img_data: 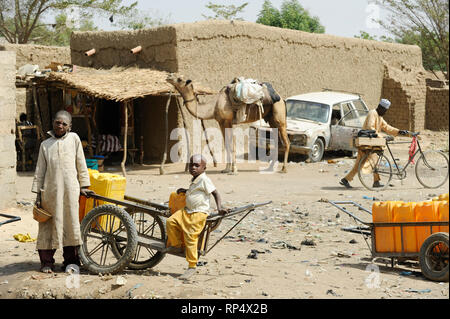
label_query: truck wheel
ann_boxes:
[419,232,449,282]
[308,138,324,163]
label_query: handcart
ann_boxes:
[78,193,271,274]
[328,200,449,282]
[0,213,21,227]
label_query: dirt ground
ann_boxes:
[0,131,448,300]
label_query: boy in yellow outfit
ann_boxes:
[166,154,227,280]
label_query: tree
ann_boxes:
[256,0,325,33]
[31,13,97,46]
[373,0,449,78]
[0,0,137,44]
[202,1,249,20]
[354,31,395,42]
[256,0,282,28]
[113,8,171,30]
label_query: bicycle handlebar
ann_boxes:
[385,131,420,142]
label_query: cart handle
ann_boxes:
[0,213,21,227]
[328,200,372,225]
[207,201,272,221]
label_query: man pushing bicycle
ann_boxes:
[339,98,408,189]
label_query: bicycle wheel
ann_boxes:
[415,150,449,188]
[79,204,138,274]
[358,151,392,191]
[111,210,166,270]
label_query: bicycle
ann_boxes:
[357,131,449,191]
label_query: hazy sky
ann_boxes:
[91,0,390,39]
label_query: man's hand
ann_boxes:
[80,188,95,197]
[35,192,41,208]
[398,130,409,136]
[218,208,229,216]
[177,188,187,194]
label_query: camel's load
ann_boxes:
[226,77,281,124]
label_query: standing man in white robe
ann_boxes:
[32,110,94,273]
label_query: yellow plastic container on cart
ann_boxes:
[433,193,449,202]
[415,201,440,249]
[169,192,186,215]
[372,201,402,252]
[392,202,418,253]
[79,169,126,232]
[438,201,449,233]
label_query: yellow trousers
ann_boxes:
[345,150,380,182]
[166,209,207,268]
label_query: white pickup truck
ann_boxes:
[251,91,370,162]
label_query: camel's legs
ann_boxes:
[220,120,233,173]
[232,130,237,174]
[278,122,290,173]
[268,117,290,173]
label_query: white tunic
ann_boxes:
[32,131,90,250]
[185,173,216,215]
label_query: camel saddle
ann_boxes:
[226,78,281,124]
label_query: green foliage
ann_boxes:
[256,0,281,27]
[256,0,325,33]
[113,8,170,30]
[354,31,395,42]
[202,1,249,20]
[32,13,98,46]
[0,0,137,44]
[374,0,449,77]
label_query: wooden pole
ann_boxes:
[160,92,172,175]
[121,100,129,177]
[176,96,191,172]
[31,83,45,139]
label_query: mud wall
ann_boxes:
[426,86,449,131]
[70,20,423,109]
[381,64,427,131]
[70,28,178,72]
[0,51,17,209]
[0,44,70,121]
[174,20,423,109]
[0,43,70,69]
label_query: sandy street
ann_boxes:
[0,131,448,299]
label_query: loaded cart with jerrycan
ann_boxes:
[77,189,271,274]
[328,197,449,282]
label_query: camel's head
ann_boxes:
[166,74,194,93]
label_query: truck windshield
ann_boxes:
[286,100,330,123]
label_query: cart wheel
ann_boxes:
[209,219,222,232]
[419,232,449,282]
[111,210,166,270]
[79,204,138,274]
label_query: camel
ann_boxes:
[166,74,290,174]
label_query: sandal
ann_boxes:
[40,266,53,273]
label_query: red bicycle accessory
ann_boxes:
[409,136,418,164]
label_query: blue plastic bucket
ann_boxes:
[86,159,98,170]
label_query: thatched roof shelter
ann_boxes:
[45,66,216,101]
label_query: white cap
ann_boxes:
[379,99,391,109]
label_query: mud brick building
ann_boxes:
[0,51,17,209]
[426,84,450,131]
